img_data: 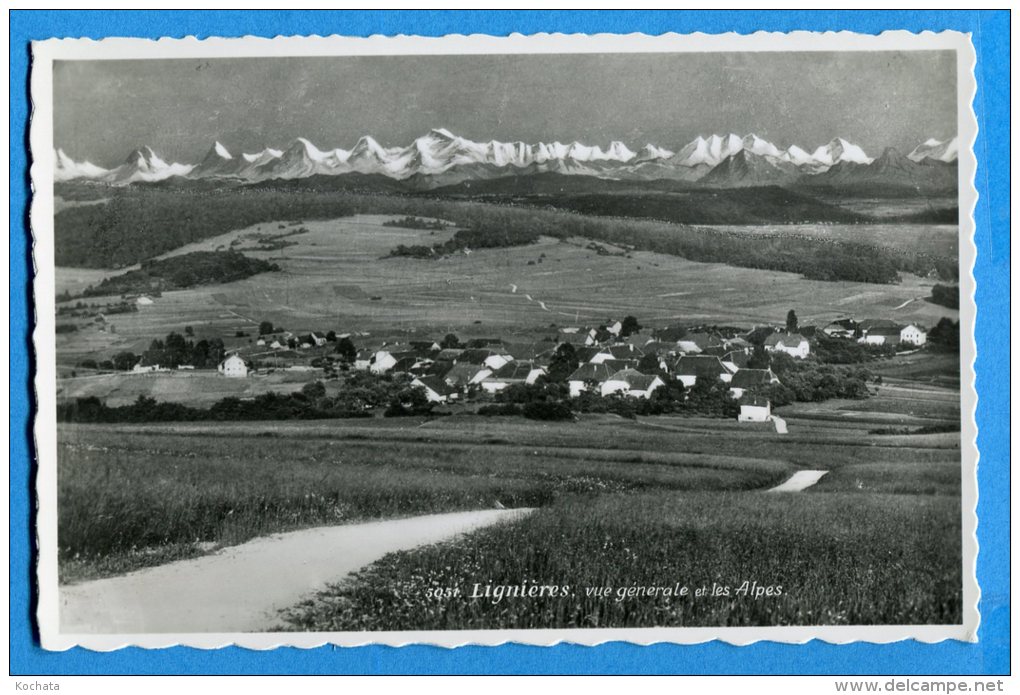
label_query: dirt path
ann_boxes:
[768,470,828,492]
[60,508,531,634]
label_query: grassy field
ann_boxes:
[281,489,961,629]
[703,223,958,260]
[56,370,326,407]
[55,214,955,367]
[58,414,795,583]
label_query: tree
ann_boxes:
[259,320,274,335]
[335,336,357,362]
[300,380,327,400]
[547,343,579,383]
[184,325,194,337]
[747,343,771,369]
[325,330,337,342]
[112,351,138,371]
[928,317,959,353]
[620,315,642,337]
[440,333,461,349]
[786,309,799,334]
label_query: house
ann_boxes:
[566,363,617,397]
[862,327,902,346]
[368,350,398,374]
[411,375,459,403]
[857,318,899,334]
[389,354,419,374]
[442,362,491,388]
[899,324,927,346]
[823,318,858,339]
[728,368,780,399]
[721,350,750,372]
[256,338,267,346]
[218,353,249,378]
[586,349,618,365]
[600,369,665,399]
[353,349,374,371]
[309,332,327,347]
[479,361,547,394]
[641,341,680,357]
[737,396,772,423]
[132,361,161,374]
[606,320,624,336]
[607,344,643,359]
[673,355,734,387]
[763,333,810,359]
[410,340,441,356]
[435,348,465,362]
[685,332,724,352]
[724,336,753,352]
[457,348,512,371]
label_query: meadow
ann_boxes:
[55,214,955,368]
[282,489,961,629]
[58,415,794,583]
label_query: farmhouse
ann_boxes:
[458,348,513,371]
[899,324,927,346]
[674,355,734,387]
[764,333,810,359]
[480,361,547,393]
[411,375,459,403]
[600,369,665,399]
[862,327,902,346]
[728,368,780,399]
[823,318,858,338]
[566,363,617,397]
[442,362,491,388]
[368,350,399,374]
[737,396,772,423]
[218,353,249,378]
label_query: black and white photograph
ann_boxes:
[30,30,978,649]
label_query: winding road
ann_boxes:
[60,507,531,634]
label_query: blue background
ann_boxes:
[10,10,1010,675]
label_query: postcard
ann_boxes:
[29,29,978,650]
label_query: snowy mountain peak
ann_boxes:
[428,127,457,140]
[125,146,168,171]
[606,140,637,162]
[907,136,959,163]
[212,141,232,160]
[54,149,110,182]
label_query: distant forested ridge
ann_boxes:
[54,184,957,284]
[54,187,356,267]
[82,251,279,297]
[452,187,868,226]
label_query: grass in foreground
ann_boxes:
[58,423,788,583]
[282,489,962,630]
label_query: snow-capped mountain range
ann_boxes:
[53,129,959,188]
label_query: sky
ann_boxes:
[53,50,958,167]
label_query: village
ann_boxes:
[67,309,934,425]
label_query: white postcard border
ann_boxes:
[28,28,980,651]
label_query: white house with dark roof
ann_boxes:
[728,368,781,399]
[899,324,927,346]
[218,353,249,378]
[737,396,772,422]
[763,333,810,359]
[566,363,617,398]
[600,369,665,399]
[411,376,459,403]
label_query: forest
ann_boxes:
[81,251,279,297]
